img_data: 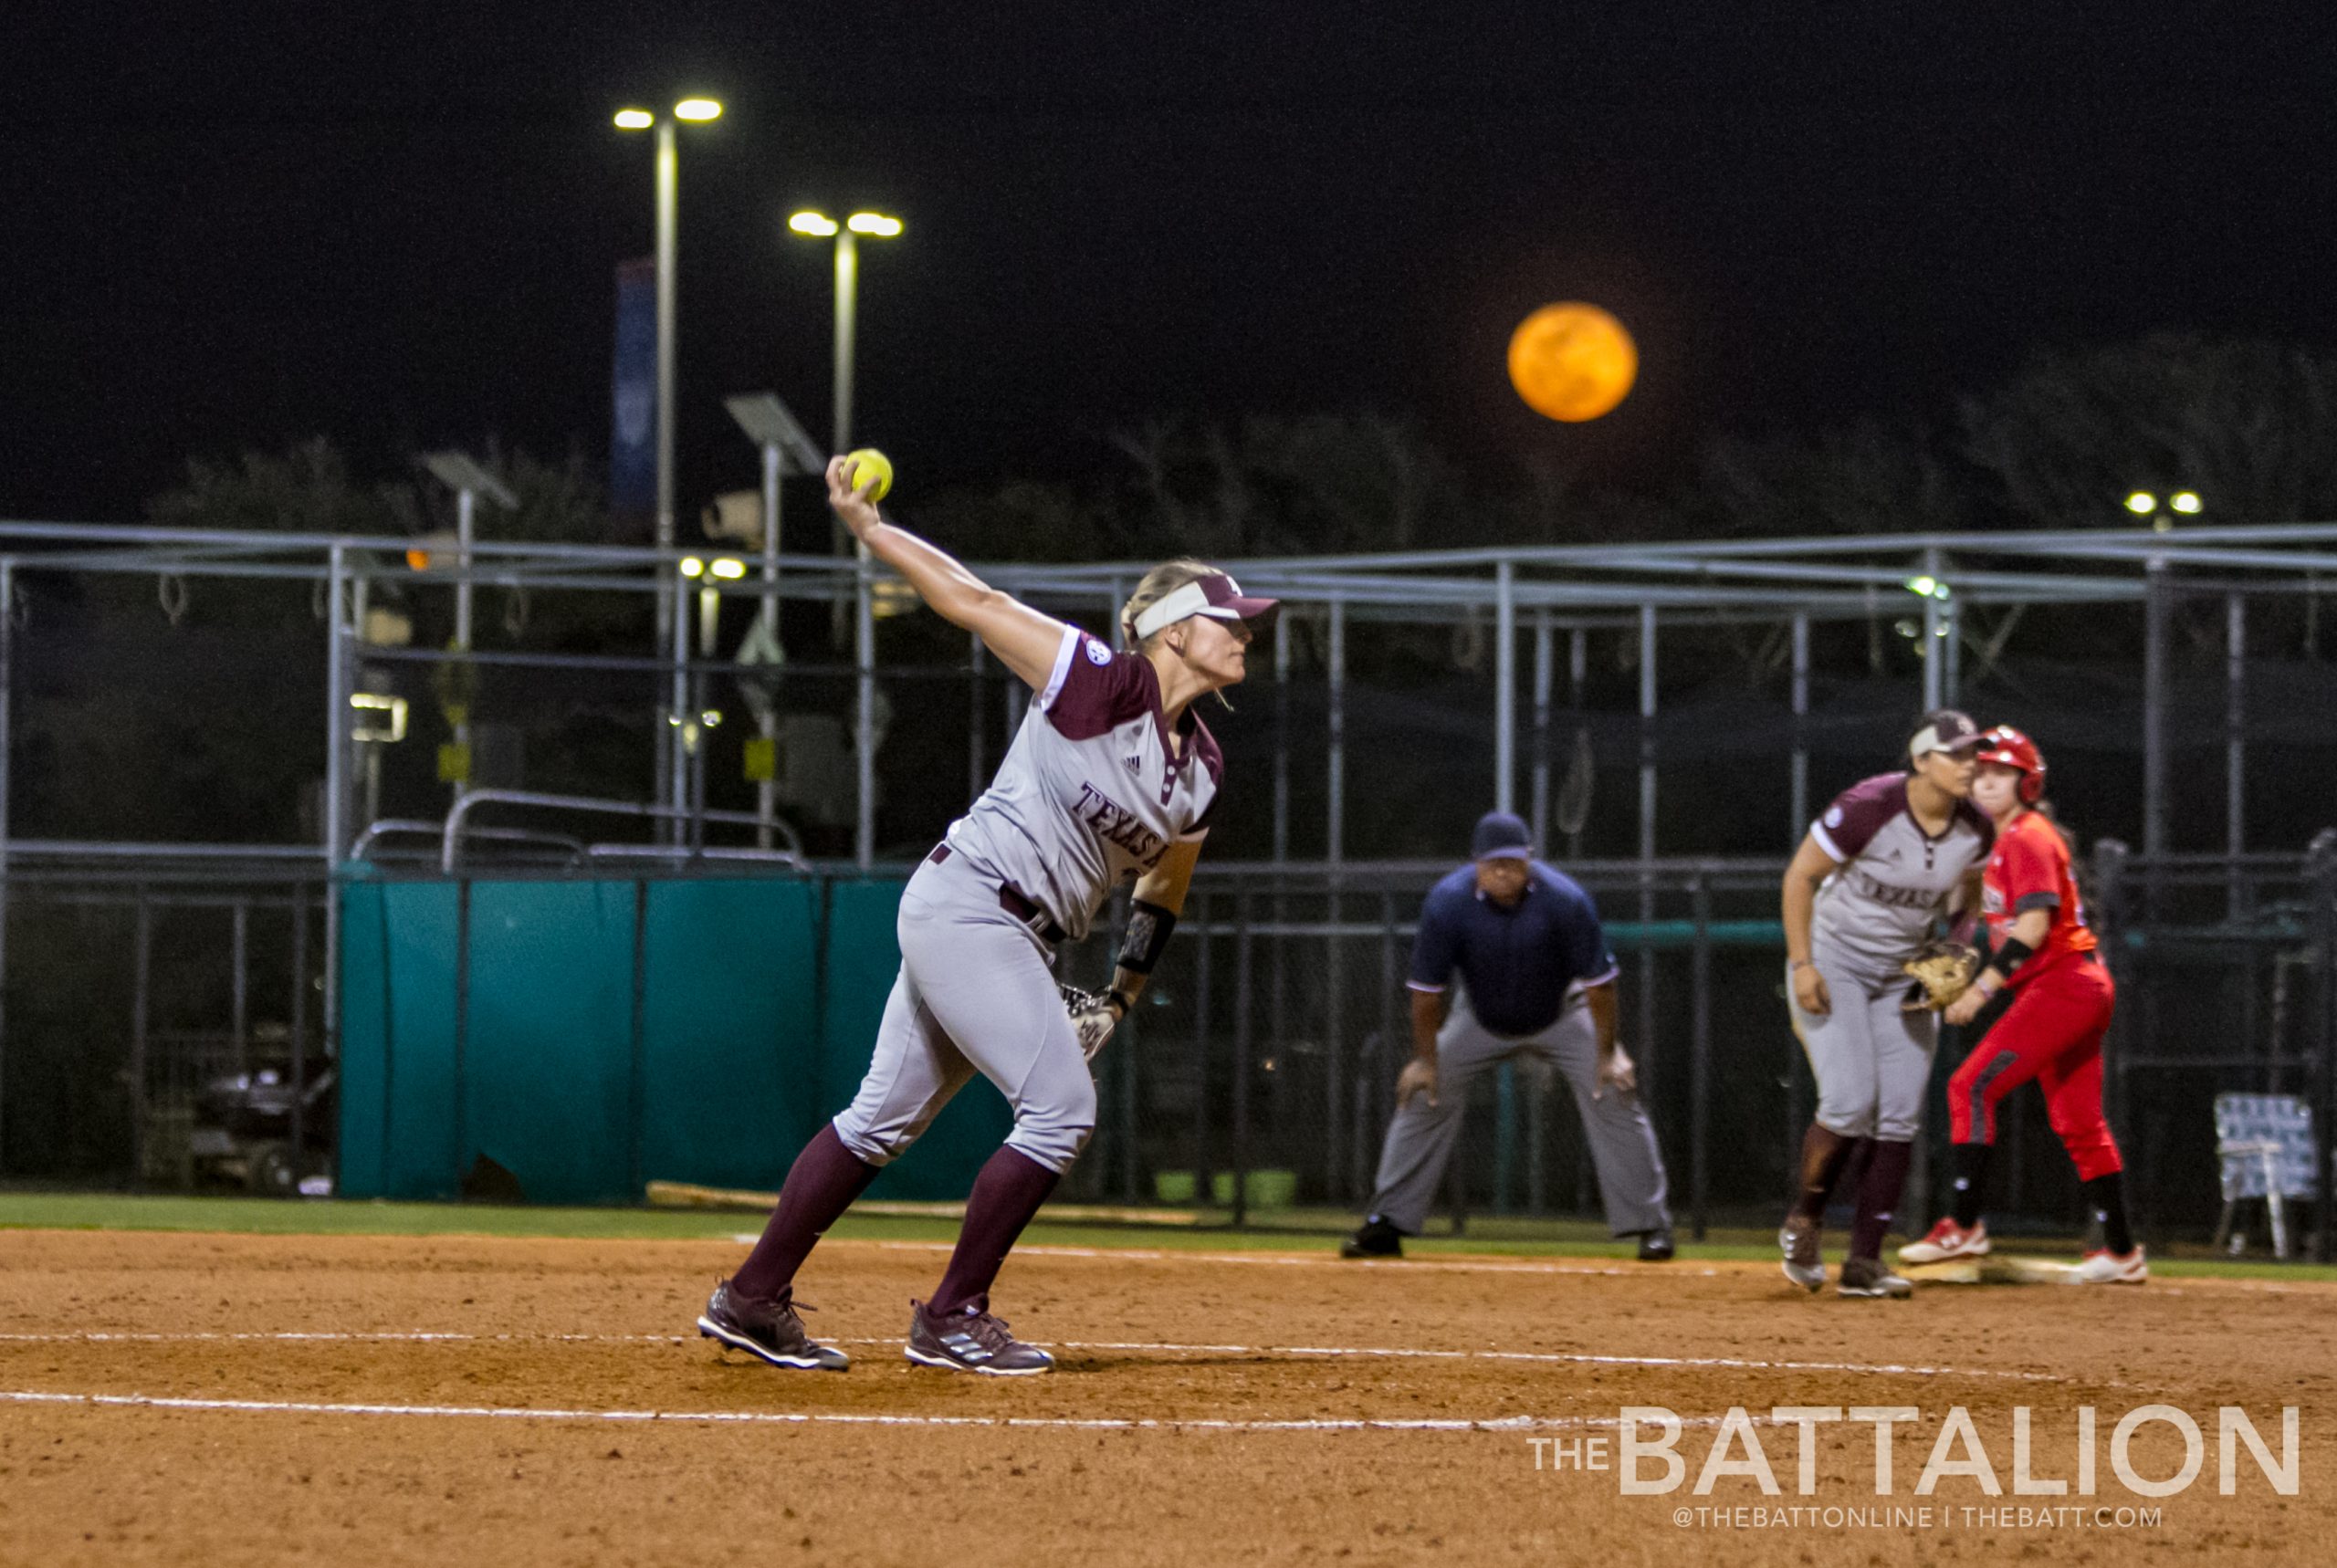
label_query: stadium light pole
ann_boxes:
[2121,489,2201,867]
[617,96,721,835]
[789,210,902,631]
[788,209,903,458]
[792,209,902,866]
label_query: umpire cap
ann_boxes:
[1471,811,1535,862]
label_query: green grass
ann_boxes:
[3,1192,2332,1281]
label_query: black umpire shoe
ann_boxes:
[697,1280,850,1371]
[1634,1228,1676,1262]
[1339,1216,1404,1259]
[905,1298,1055,1375]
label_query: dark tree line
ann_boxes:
[15,331,2335,850]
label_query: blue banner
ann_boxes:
[610,257,656,532]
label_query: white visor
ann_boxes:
[1129,573,1279,640]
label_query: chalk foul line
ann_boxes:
[0,1387,1792,1436]
[0,1330,2072,1384]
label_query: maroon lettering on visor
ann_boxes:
[1199,572,1279,632]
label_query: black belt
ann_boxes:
[927,844,1066,944]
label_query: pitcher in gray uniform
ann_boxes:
[695,455,1276,1375]
[1777,710,1991,1298]
[1341,811,1673,1261]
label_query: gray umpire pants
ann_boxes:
[1365,991,1672,1237]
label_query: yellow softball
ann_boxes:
[843,447,894,503]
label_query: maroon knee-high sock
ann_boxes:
[927,1147,1061,1317]
[1789,1124,1857,1227]
[729,1124,882,1302]
[1849,1138,1913,1260]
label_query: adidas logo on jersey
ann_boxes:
[1123,752,1143,773]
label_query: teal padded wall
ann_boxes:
[459,881,638,1204]
[339,873,1013,1206]
[637,878,823,1192]
[339,881,465,1199]
[336,882,391,1197]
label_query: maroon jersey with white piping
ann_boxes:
[940,626,1222,940]
[1808,771,1994,988]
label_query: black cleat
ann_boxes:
[697,1280,849,1371]
[905,1298,1055,1375]
[1339,1217,1405,1260]
[1837,1256,1914,1299]
[1634,1228,1676,1262]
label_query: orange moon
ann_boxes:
[1506,302,1638,422]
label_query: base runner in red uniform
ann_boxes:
[1898,727,2146,1283]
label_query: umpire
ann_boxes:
[1341,811,1676,1261]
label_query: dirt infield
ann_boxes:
[2,1229,2330,1566]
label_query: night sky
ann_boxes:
[9,4,2336,531]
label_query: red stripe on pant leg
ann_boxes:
[1945,976,2100,1145]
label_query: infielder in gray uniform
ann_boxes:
[697,455,1276,1375]
[1778,710,1991,1299]
[1342,811,1674,1260]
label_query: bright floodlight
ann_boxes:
[679,556,706,579]
[674,98,722,121]
[1904,575,1938,598]
[613,108,655,130]
[2125,491,2158,515]
[2171,491,2203,514]
[790,210,839,236]
[710,557,748,580]
[847,212,904,236]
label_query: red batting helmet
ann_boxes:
[1975,726,2047,804]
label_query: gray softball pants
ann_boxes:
[1366,991,1672,1237]
[1784,955,1937,1143]
[830,849,1096,1176]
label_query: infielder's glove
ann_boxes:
[1900,940,1981,1013]
[1059,984,1129,1061]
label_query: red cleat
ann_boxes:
[1898,1218,1990,1265]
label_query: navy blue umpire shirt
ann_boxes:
[1406,862,1620,1037]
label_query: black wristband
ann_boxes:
[1983,936,2036,985]
[1116,900,1179,974]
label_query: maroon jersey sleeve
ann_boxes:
[1810,773,1907,862]
[1041,632,1156,740]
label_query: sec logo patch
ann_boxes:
[1085,638,1113,665]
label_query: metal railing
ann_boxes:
[438,789,807,874]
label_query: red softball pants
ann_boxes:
[1944,958,2123,1182]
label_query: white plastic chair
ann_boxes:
[2212,1093,2316,1260]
